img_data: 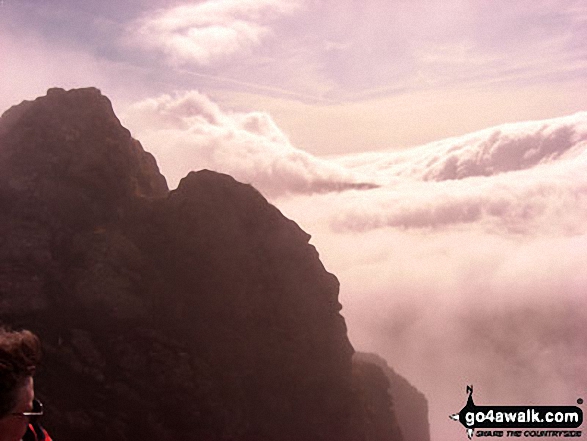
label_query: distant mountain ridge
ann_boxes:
[0,87,428,441]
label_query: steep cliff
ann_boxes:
[354,353,430,441]
[0,87,405,441]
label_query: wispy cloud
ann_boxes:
[126,0,301,66]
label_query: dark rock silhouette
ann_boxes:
[351,357,404,441]
[0,87,409,440]
[354,353,430,441]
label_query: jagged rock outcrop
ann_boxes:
[354,353,430,441]
[0,87,404,441]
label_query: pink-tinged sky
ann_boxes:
[1,1,587,440]
[1,0,587,152]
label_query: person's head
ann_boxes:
[0,328,42,441]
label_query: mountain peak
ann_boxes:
[0,88,414,441]
[0,87,168,201]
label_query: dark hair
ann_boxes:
[0,328,42,418]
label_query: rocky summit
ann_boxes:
[0,88,427,441]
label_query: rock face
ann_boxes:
[352,357,404,441]
[0,88,406,440]
[354,353,430,441]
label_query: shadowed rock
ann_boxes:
[0,88,404,441]
[354,353,430,441]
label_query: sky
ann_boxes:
[1,1,587,440]
[2,0,587,152]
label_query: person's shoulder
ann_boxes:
[23,422,52,441]
[39,426,53,441]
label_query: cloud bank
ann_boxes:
[327,152,587,235]
[122,91,375,196]
[126,0,300,66]
[336,112,587,181]
[269,111,587,234]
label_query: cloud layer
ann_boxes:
[337,112,587,182]
[122,91,375,196]
[329,153,587,235]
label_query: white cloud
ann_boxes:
[325,155,587,235]
[304,113,587,235]
[337,112,587,182]
[121,90,374,196]
[126,0,301,66]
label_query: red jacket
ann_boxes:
[23,422,52,441]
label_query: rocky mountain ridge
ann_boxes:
[0,88,428,441]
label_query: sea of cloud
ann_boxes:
[122,91,587,441]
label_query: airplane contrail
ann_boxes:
[175,68,341,104]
